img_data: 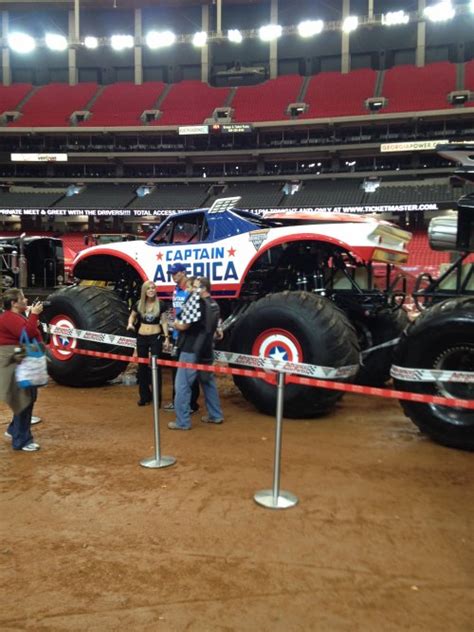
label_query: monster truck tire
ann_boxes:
[355,308,409,387]
[43,285,133,387]
[393,296,474,451]
[230,291,360,418]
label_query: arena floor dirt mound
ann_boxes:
[1,372,473,631]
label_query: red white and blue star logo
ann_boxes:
[252,329,303,384]
[49,315,77,361]
[252,329,302,364]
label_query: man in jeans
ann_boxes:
[168,277,223,431]
[163,262,200,414]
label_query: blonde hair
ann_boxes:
[137,281,161,318]
[185,276,196,291]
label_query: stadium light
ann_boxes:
[259,24,282,41]
[381,11,410,26]
[228,29,243,43]
[471,0,474,12]
[297,20,324,37]
[193,31,207,47]
[423,1,455,22]
[145,30,176,49]
[8,32,36,54]
[110,34,134,51]
[342,16,359,33]
[84,36,98,49]
[45,33,68,51]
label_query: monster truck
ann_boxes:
[393,143,474,451]
[43,196,410,416]
[0,234,64,293]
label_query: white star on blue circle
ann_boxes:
[269,346,288,362]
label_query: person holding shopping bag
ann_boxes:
[0,289,44,452]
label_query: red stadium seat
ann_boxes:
[231,75,303,122]
[9,83,98,127]
[151,81,230,126]
[0,84,33,113]
[407,230,450,266]
[300,68,377,118]
[382,62,456,113]
[80,82,166,127]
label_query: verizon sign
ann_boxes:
[11,153,68,162]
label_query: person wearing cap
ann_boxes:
[164,263,200,414]
[168,276,223,431]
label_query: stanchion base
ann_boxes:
[254,489,298,509]
[140,455,176,469]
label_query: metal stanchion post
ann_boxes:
[140,355,176,469]
[254,371,298,509]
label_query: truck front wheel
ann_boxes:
[44,285,133,387]
[230,291,360,418]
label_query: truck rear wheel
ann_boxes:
[393,296,474,450]
[230,291,360,417]
[44,285,133,387]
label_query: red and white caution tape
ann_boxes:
[391,365,474,383]
[45,323,474,385]
[51,344,474,410]
[47,324,136,348]
[213,350,357,379]
[47,324,359,380]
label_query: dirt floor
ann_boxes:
[1,371,473,632]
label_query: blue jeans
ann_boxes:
[174,352,223,429]
[8,387,37,450]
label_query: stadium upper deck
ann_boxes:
[0,61,471,128]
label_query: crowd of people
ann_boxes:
[0,266,224,452]
[127,263,224,431]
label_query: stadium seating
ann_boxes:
[465,60,474,106]
[362,180,474,206]
[54,184,136,208]
[152,81,230,126]
[407,230,449,266]
[231,75,303,122]
[80,82,165,127]
[62,232,88,253]
[9,83,98,127]
[381,62,456,113]
[301,69,377,119]
[128,184,209,209]
[207,182,284,208]
[281,180,364,207]
[0,61,464,128]
[0,189,64,208]
[0,83,32,114]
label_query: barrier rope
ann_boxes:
[49,341,474,410]
[47,324,359,379]
[47,323,474,383]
